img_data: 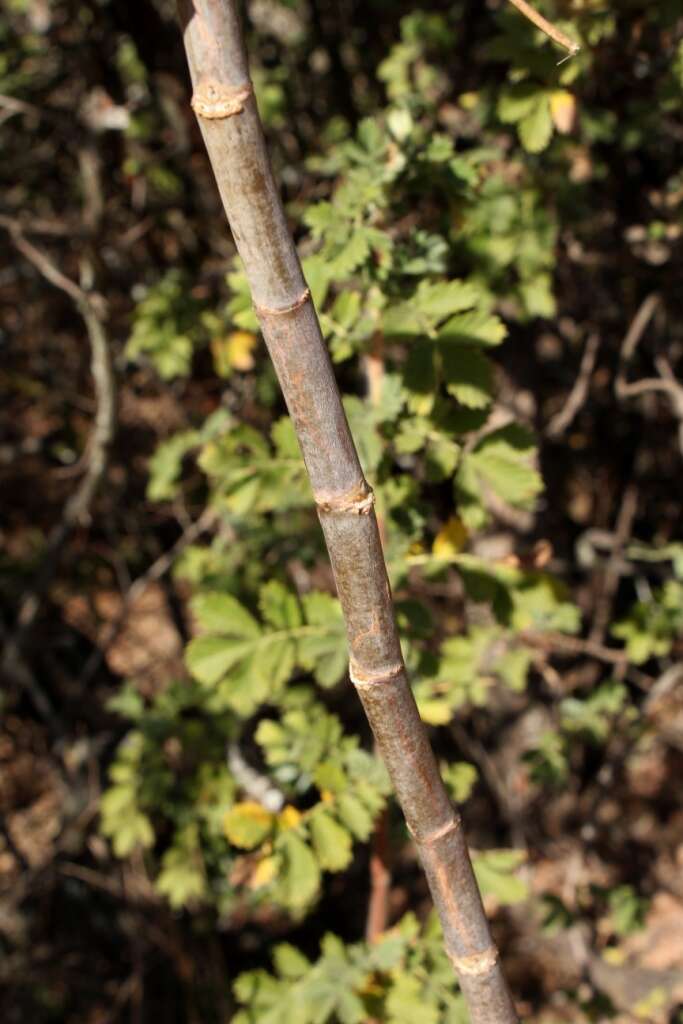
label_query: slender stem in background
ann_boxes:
[505,0,579,58]
[176,3,519,1020]
[365,807,392,942]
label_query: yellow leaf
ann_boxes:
[211,330,257,377]
[432,516,468,557]
[459,92,479,111]
[634,987,666,1019]
[549,90,577,134]
[249,854,279,889]
[278,804,302,831]
[228,330,257,371]
[223,801,274,849]
[417,697,453,725]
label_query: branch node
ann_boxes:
[413,815,461,846]
[191,80,252,119]
[449,946,499,976]
[349,661,404,687]
[254,287,311,317]
[317,484,375,516]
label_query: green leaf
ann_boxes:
[185,635,257,687]
[608,885,648,937]
[560,680,629,743]
[310,810,353,871]
[156,829,207,908]
[411,279,481,320]
[611,580,683,664]
[386,974,438,1024]
[299,592,347,687]
[343,396,383,474]
[331,230,371,276]
[402,341,437,396]
[456,425,543,526]
[335,792,375,840]
[224,801,275,849]
[304,201,337,236]
[473,849,528,905]
[190,592,261,638]
[438,310,507,348]
[519,95,553,153]
[384,279,479,336]
[495,646,532,691]
[441,345,494,408]
[126,270,204,380]
[271,416,302,459]
[313,760,348,795]
[497,83,539,124]
[302,253,331,309]
[260,580,303,630]
[276,831,321,909]
[273,944,312,980]
[198,422,309,516]
[523,730,568,787]
[519,273,556,318]
[509,573,580,633]
[441,761,478,803]
[375,372,405,424]
[100,789,154,856]
[147,430,198,501]
[186,586,347,706]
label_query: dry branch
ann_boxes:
[505,0,579,58]
[615,293,683,455]
[176,2,518,1020]
[0,217,115,721]
[546,332,600,438]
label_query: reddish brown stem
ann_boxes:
[366,809,391,942]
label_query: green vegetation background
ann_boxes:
[2,0,683,1021]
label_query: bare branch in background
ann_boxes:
[0,216,116,720]
[547,332,600,438]
[615,292,683,455]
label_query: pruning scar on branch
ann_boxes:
[191,80,252,118]
[450,946,500,976]
[255,287,312,317]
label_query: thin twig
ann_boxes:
[589,484,638,645]
[505,0,580,57]
[547,332,600,438]
[365,809,392,942]
[522,629,625,665]
[617,293,661,367]
[615,293,683,455]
